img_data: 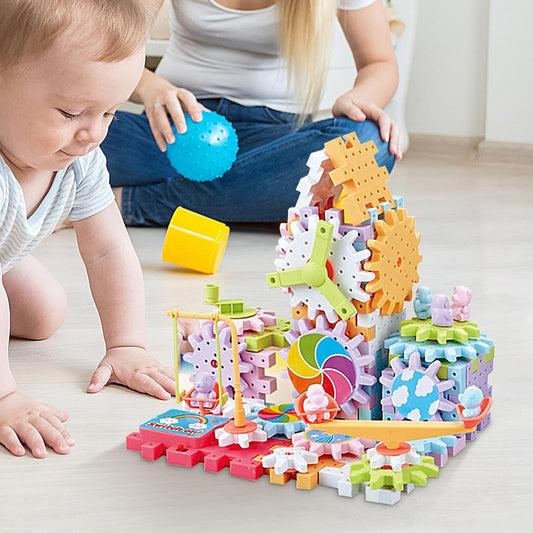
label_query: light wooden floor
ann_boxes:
[1,151,532,532]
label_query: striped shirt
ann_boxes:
[0,148,115,274]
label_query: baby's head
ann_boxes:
[0,0,155,172]
[0,0,155,71]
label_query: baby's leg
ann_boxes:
[2,255,67,340]
[0,256,73,457]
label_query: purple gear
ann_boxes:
[183,320,253,397]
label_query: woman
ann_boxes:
[101,0,400,225]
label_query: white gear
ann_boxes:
[261,447,319,475]
[367,444,421,472]
[295,149,343,211]
[215,426,267,449]
[274,214,374,322]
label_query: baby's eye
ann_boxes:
[104,111,117,121]
[59,109,80,120]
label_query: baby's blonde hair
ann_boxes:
[0,0,156,69]
[277,0,337,118]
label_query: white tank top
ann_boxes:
[155,0,375,113]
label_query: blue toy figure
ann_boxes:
[414,286,432,320]
[166,111,239,182]
[459,386,483,418]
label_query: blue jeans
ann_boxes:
[101,98,395,225]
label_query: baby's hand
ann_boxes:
[0,392,74,458]
[87,347,175,400]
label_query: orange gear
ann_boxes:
[325,132,395,226]
[364,208,422,315]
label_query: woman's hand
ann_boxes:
[136,70,209,151]
[332,94,402,159]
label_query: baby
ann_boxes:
[0,0,173,458]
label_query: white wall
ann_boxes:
[405,0,489,138]
[406,0,533,144]
[485,0,533,144]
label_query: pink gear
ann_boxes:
[292,430,375,461]
[230,307,277,335]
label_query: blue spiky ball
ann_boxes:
[166,111,239,182]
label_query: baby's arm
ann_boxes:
[73,203,175,399]
[0,278,73,457]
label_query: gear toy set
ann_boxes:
[126,131,494,505]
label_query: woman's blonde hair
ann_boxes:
[277,0,337,119]
[0,0,156,69]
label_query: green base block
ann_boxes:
[351,455,439,492]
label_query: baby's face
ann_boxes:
[0,37,145,172]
